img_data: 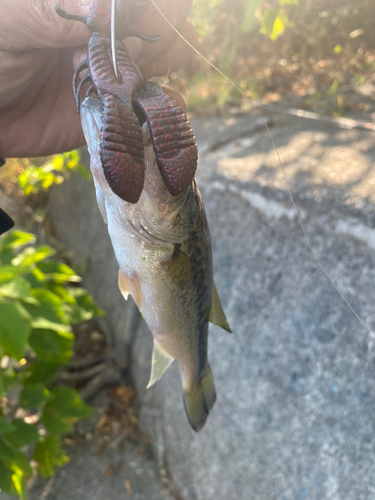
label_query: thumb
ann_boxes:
[0,0,92,51]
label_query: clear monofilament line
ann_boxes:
[150,0,370,334]
[111,0,120,82]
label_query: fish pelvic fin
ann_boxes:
[209,283,232,333]
[118,269,130,300]
[147,342,174,389]
[118,269,144,308]
[183,364,216,432]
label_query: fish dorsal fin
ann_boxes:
[147,342,174,388]
[209,283,232,333]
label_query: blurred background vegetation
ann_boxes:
[172,0,375,117]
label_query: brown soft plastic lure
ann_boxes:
[54,0,198,203]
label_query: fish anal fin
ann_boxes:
[147,342,174,389]
[209,283,232,333]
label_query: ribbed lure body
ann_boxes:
[87,34,145,203]
[134,83,198,196]
[55,0,198,203]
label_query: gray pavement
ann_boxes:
[16,109,375,499]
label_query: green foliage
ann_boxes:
[34,435,69,478]
[0,230,103,498]
[258,0,299,41]
[184,0,375,116]
[18,151,89,197]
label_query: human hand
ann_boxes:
[0,0,196,158]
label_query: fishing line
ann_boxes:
[150,0,370,334]
[111,0,120,81]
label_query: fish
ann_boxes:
[80,93,232,432]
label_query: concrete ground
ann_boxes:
[3,107,375,499]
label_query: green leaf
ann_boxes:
[33,435,69,478]
[0,248,15,266]
[0,265,29,282]
[0,417,15,434]
[0,437,16,460]
[31,267,46,283]
[37,261,81,283]
[13,450,32,477]
[20,384,49,409]
[0,368,19,395]
[48,284,76,304]
[12,246,55,267]
[0,302,30,360]
[29,328,74,363]
[0,267,16,284]
[260,7,278,36]
[29,317,70,332]
[5,420,39,448]
[42,387,93,434]
[24,360,60,385]
[0,277,38,304]
[24,288,69,328]
[0,460,15,495]
[65,287,104,325]
[0,231,35,251]
[10,463,28,500]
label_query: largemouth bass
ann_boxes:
[81,94,231,432]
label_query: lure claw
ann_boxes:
[53,3,88,24]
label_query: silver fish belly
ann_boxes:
[81,96,231,431]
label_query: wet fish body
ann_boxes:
[81,95,231,431]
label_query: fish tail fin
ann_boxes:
[183,364,216,432]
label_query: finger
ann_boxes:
[0,0,92,51]
[135,0,193,68]
[141,19,196,79]
[0,48,85,157]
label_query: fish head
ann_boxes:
[80,96,197,244]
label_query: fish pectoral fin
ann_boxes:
[162,245,193,287]
[118,269,131,300]
[209,283,232,333]
[147,342,174,389]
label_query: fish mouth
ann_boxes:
[81,96,195,245]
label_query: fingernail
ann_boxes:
[124,37,143,62]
